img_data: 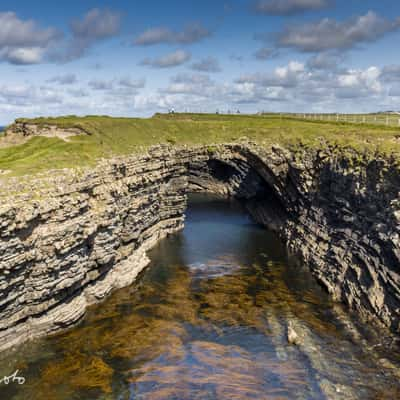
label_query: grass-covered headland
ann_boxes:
[1,113,400,176]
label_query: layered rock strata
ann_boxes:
[0,141,399,351]
[0,146,187,350]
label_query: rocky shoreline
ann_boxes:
[0,141,399,351]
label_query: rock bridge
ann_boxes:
[0,142,399,351]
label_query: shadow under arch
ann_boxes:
[186,148,291,233]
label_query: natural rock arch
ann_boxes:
[0,143,399,351]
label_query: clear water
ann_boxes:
[1,194,399,400]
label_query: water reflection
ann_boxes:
[1,194,400,399]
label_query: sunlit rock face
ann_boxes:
[0,142,399,350]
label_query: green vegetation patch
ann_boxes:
[1,113,400,176]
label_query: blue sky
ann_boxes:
[1,0,400,124]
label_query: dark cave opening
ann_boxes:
[188,156,289,233]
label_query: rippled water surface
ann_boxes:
[1,194,400,400]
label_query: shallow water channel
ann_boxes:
[1,193,400,400]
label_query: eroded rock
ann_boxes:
[0,143,399,351]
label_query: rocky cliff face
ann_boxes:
[0,145,188,350]
[187,144,400,332]
[0,142,399,351]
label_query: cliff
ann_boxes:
[0,140,399,351]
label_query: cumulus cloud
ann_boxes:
[233,60,388,108]
[2,47,45,65]
[56,8,121,62]
[134,23,211,46]
[253,0,330,16]
[275,11,400,52]
[140,50,191,68]
[0,11,60,64]
[0,9,122,64]
[236,61,305,88]
[47,74,78,85]
[335,66,382,98]
[190,56,221,72]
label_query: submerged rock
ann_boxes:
[287,321,301,345]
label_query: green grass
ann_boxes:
[1,113,400,176]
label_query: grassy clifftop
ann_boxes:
[1,113,400,176]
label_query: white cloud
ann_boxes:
[236,61,305,88]
[134,23,211,46]
[0,9,122,65]
[0,12,60,64]
[335,66,382,98]
[140,50,191,68]
[275,11,400,52]
[0,83,63,106]
[161,73,214,96]
[2,47,44,65]
[54,8,121,62]
[0,12,59,48]
[88,77,146,92]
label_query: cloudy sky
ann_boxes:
[1,0,400,124]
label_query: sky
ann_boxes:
[1,0,400,124]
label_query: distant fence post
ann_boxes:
[386,116,389,126]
